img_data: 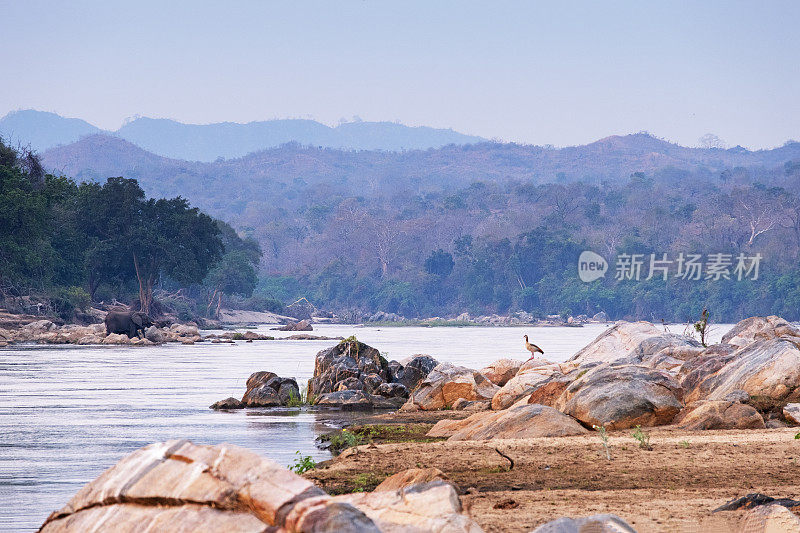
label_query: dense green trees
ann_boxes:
[0,141,259,319]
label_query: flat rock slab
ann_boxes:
[530,513,637,533]
[428,403,588,441]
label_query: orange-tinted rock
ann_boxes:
[480,359,523,387]
[674,400,765,430]
[410,363,499,410]
[428,403,587,441]
[374,468,449,492]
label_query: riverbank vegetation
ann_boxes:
[10,133,800,324]
[0,140,261,320]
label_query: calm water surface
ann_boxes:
[0,323,730,530]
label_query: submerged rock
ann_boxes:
[210,397,245,410]
[271,319,313,331]
[314,390,404,410]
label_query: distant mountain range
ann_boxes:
[40,132,800,224]
[0,110,486,161]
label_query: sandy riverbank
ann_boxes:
[305,419,800,532]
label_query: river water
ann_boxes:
[0,323,731,531]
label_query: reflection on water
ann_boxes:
[0,322,729,530]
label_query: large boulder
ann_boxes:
[38,439,379,532]
[554,364,683,429]
[674,400,765,430]
[309,340,389,396]
[491,358,566,410]
[240,371,300,407]
[678,344,737,399]
[531,513,637,533]
[144,326,164,344]
[721,315,800,348]
[395,354,439,391]
[428,403,588,441]
[332,480,482,532]
[407,362,499,411]
[566,321,664,367]
[685,338,800,403]
[624,334,704,373]
[480,358,523,387]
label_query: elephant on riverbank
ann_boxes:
[104,311,154,338]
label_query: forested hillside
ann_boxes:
[39,132,800,322]
[0,140,262,322]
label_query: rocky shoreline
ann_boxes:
[34,314,800,531]
[0,310,343,347]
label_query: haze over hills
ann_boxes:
[0,109,486,161]
[42,131,800,213]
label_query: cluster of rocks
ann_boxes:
[338,310,611,326]
[208,315,800,438]
[38,439,482,532]
[0,319,207,346]
[0,317,300,346]
[418,315,800,442]
[366,311,406,323]
[307,339,440,410]
[211,371,301,409]
[455,311,604,326]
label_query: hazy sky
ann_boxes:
[2,1,798,148]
